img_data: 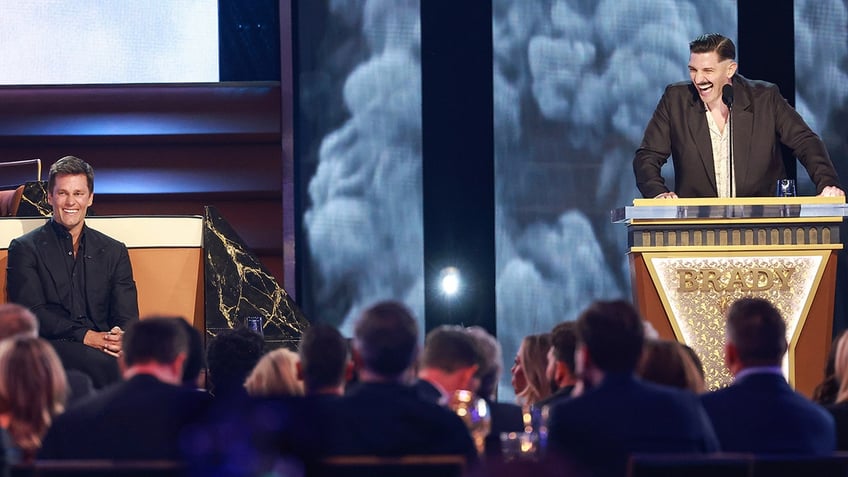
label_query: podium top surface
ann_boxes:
[611,197,848,224]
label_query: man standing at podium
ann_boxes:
[7,156,139,388]
[633,33,843,199]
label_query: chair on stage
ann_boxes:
[0,159,40,217]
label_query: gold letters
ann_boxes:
[675,267,794,292]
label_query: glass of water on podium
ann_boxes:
[776,179,796,197]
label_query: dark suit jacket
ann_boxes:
[7,221,139,342]
[39,374,212,460]
[634,74,841,198]
[701,372,836,454]
[324,382,478,464]
[826,401,848,451]
[547,373,718,477]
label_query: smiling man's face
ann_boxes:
[688,51,737,106]
[48,173,93,235]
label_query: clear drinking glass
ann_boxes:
[776,179,796,197]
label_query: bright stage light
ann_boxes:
[439,267,461,297]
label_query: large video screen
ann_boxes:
[0,0,219,85]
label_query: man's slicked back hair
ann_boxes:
[48,156,95,194]
[689,33,736,61]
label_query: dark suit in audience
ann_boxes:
[546,301,718,477]
[700,298,835,455]
[40,317,211,460]
[329,302,477,463]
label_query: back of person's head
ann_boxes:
[689,33,736,61]
[726,297,786,367]
[48,155,95,193]
[244,348,303,397]
[832,331,848,403]
[0,303,38,340]
[637,339,704,393]
[206,327,265,394]
[420,325,479,373]
[123,317,188,367]
[465,326,502,400]
[174,319,205,387]
[577,300,645,373]
[0,336,67,458]
[550,321,578,372]
[353,301,418,379]
[515,333,553,406]
[298,323,349,393]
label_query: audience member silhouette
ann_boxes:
[174,318,205,389]
[465,326,524,457]
[414,325,480,405]
[0,303,92,405]
[538,321,579,408]
[297,323,351,397]
[0,336,67,463]
[701,297,835,454]
[512,333,552,407]
[825,330,848,449]
[245,348,303,397]
[637,339,704,393]
[206,327,265,399]
[39,317,212,460]
[546,300,718,477]
[324,301,477,463]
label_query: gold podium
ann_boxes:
[613,197,846,396]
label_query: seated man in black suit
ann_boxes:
[546,300,718,476]
[700,297,836,454]
[39,317,212,460]
[414,325,480,404]
[7,156,139,389]
[297,323,351,397]
[326,301,477,463]
[538,321,578,408]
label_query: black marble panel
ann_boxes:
[16,181,50,217]
[203,206,308,347]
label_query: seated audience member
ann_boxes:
[297,323,351,396]
[546,300,718,477]
[637,339,705,393]
[815,331,844,405]
[175,318,206,389]
[512,333,552,407]
[245,348,304,397]
[326,301,477,462]
[0,303,93,405]
[538,322,578,408]
[39,317,212,460]
[701,297,835,454]
[465,326,524,457]
[0,336,67,463]
[825,330,848,449]
[206,327,265,399]
[414,325,480,404]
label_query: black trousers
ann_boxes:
[50,340,121,389]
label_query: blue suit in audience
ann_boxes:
[701,371,836,454]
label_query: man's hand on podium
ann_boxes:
[654,192,679,199]
[818,186,845,197]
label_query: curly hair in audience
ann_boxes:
[207,327,266,395]
[244,348,304,397]
[0,337,67,460]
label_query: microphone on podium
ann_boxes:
[722,84,734,197]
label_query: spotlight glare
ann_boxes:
[439,267,461,297]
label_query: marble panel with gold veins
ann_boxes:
[644,252,828,390]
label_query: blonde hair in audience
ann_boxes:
[637,339,704,393]
[0,337,67,460]
[244,348,304,397]
[516,334,553,407]
[833,331,848,403]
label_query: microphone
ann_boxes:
[723,83,734,197]
[722,84,734,108]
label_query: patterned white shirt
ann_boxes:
[705,109,735,197]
